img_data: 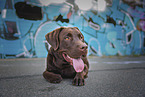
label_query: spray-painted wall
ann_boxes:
[0,0,145,58]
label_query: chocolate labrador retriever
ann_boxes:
[43,27,89,86]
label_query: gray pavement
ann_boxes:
[0,56,145,97]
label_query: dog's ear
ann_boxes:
[45,27,64,50]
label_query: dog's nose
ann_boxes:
[80,43,88,51]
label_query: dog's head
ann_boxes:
[45,27,88,61]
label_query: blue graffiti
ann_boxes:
[0,0,145,58]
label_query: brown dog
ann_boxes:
[43,27,89,86]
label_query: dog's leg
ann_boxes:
[72,64,88,86]
[43,71,62,83]
[83,64,89,78]
[72,72,85,86]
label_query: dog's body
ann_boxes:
[43,27,89,86]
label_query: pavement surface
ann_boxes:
[0,56,145,97]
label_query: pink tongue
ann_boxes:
[72,58,84,72]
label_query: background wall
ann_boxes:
[0,0,145,58]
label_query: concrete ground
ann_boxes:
[0,56,145,97]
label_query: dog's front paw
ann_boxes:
[49,74,62,83]
[43,71,63,83]
[72,72,85,86]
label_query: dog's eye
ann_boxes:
[64,36,70,40]
[78,34,83,40]
[80,35,83,41]
[64,33,72,40]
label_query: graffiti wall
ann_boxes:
[0,0,145,58]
